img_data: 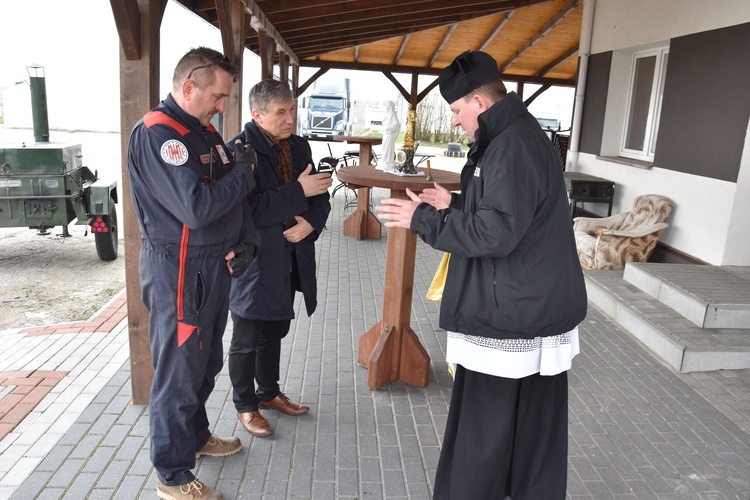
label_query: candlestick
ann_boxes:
[425,159,433,182]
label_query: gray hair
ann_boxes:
[248,79,294,114]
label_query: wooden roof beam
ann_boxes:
[498,0,580,72]
[291,23,465,57]
[215,0,237,62]
[428,23,459,67]
[299,60,576,87]
[240,0,299,64]
[393,34,411,66]
[255,0,340,14]
[535,43,578,77]
[523,83,550,106]
[383,71,410,102]
[274,2,539,32]
[190,0,217,11]
[476,11,513,51]
[268,0,549,24]
[109,0,143,60]
[298,67,329,95]
[284,18,455,43]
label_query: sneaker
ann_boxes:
[195,434,242,458]
[157,478,222,499]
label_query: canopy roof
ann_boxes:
[176,0,583,87]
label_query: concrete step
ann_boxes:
[584,269,750,373]
[623,262,750,329]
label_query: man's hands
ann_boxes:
[225,243,256,277]
[234,140,258,172]
[283,216,314,243]
[375,188,422,229]
[419,182,452,209]
[298,164,333,197]
[376,182,450,229]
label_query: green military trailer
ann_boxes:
[0,66,118,261]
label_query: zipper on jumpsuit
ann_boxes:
[194,129,215,351]
[196,271,203,350]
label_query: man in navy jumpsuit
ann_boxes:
[127,47,258,500]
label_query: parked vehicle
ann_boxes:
[299,78,351,140]
[0,66,118,260]
[536,117,561,130]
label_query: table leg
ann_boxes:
[359,143,373,167]
[357,191,430,389]
[342,142,381,239]
[343,187,381,240]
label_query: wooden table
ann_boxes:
[333,135,381,166]
[336,165,461,389]
[333,136,383,239]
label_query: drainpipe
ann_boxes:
[566,0,596,171]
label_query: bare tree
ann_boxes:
[416,90,467,145]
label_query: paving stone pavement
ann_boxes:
[1,187,749,499]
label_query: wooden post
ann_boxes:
[219,0,248,138]
[111,0,167,405]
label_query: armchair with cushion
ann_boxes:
[573,194,674,270]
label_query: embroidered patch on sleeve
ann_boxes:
[161,140,189,165]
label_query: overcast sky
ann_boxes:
[0,0,573,132]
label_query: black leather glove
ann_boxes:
[234,141,258,170]
[228,243,256,278]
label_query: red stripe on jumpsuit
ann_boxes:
[145,112,197,347]
[176,225,197,347]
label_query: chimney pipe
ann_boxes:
[26,64,50,143]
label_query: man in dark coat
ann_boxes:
[376,50,587,499]
[227,79,332,437]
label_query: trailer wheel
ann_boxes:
[95,197,118,261]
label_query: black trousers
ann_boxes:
[228,315,291,412]
[434,365,569,500]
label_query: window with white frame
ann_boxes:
[620,47,668,161]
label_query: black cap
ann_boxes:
[439,50,501,103]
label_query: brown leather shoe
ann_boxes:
[237,411,273,437]
[157,478,222,499]
[259,393,309,416]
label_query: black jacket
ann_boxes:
[227,121,331,320]
[411,92,587,339]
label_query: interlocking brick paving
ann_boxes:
[20,291,126,337]
[0,371,67,440]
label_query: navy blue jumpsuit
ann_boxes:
[127,94,257,486]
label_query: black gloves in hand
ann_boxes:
[234,142,258,170]
[228,243,256,278]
